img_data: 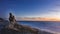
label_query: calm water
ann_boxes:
[17,21,60,33]
[0,21,60,34]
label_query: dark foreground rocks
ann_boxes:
[0,23,54,34]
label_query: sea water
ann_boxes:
[0,21,60,34]
[17,21,60,34]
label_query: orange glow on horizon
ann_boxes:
[16,17,60,21]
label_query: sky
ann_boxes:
[0,0,60,20]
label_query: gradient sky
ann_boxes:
[0,0,60,19]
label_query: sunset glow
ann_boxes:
[16,17,60,21]
[0,0,60,21]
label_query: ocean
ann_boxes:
[17,21,60,34]
[0,21,60,34]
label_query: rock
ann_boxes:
[0,18,4,22]
[0,23,54,34]
[1,23,38,34]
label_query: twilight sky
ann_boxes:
[0,0,60,20]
